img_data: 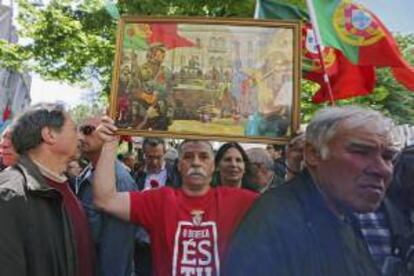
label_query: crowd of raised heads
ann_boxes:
[1,103,414,276]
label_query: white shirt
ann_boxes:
[143,166,168,190]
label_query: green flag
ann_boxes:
[104,0,120,20]
[254,0,309,21]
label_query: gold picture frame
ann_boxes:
[110,16,301,144]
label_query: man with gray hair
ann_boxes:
[93,116,258,276]
[246,148,283,192]
[0,103,94,276]
[225,105,398,275]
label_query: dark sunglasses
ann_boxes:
[79,125,96,136]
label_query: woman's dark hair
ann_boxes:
[213,142,257,191]
[215,142,249,167]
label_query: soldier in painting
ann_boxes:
[129,43,174,130]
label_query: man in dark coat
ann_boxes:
[225,105,398,276]
[0,103,94,276]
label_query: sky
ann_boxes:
[30,75,87,106]
[14,0,414,106]
[355,0,414,34]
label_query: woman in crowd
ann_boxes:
[214,142,257,191]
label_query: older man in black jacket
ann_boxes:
[225,106,398,276]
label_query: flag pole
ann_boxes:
[305,0,335,105]
[253,0,261,18]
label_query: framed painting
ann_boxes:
[109,16,301,143]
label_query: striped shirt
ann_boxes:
[354,209,391,273]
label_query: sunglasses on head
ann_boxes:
[79,125,96,136]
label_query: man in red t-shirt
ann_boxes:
[94,117,258,276]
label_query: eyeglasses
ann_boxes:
[79,125,96,136]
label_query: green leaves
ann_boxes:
[0,40,31,72]
[5,0,115,86]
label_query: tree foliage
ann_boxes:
[13,0,115,87]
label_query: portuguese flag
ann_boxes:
[255,0,376,103]
[302,24,375,103]
[309,0,414,91]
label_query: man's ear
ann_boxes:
[40,127,57,145]
[304,142,322,167]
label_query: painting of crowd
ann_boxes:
[113,20,299,140]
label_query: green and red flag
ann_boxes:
[308,0,414,91]
[123,23,195,51]
[310,50,375,103]
[255,0,376,103]
[302,23,375,103]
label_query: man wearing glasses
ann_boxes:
[77,116,138,276]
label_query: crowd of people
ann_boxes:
[0,103,414,276]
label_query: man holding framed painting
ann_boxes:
[92,116,258,276]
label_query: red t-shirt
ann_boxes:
[129,186,258,276]
[47,178,95,276]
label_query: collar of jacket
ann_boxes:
[290,169,347,226]
[15,155,61,197]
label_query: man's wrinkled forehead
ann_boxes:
[346,135,398,154]
[342,115,394,136]
[180,141,214,157]
[338,118,397,151]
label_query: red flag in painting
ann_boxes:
[311,50,375,103]
[148,24,195,49]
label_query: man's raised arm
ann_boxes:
[93,116,130,221]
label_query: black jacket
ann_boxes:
[0,156,77,276]
[225,170,378,276]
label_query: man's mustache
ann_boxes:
[187,167,207,177]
